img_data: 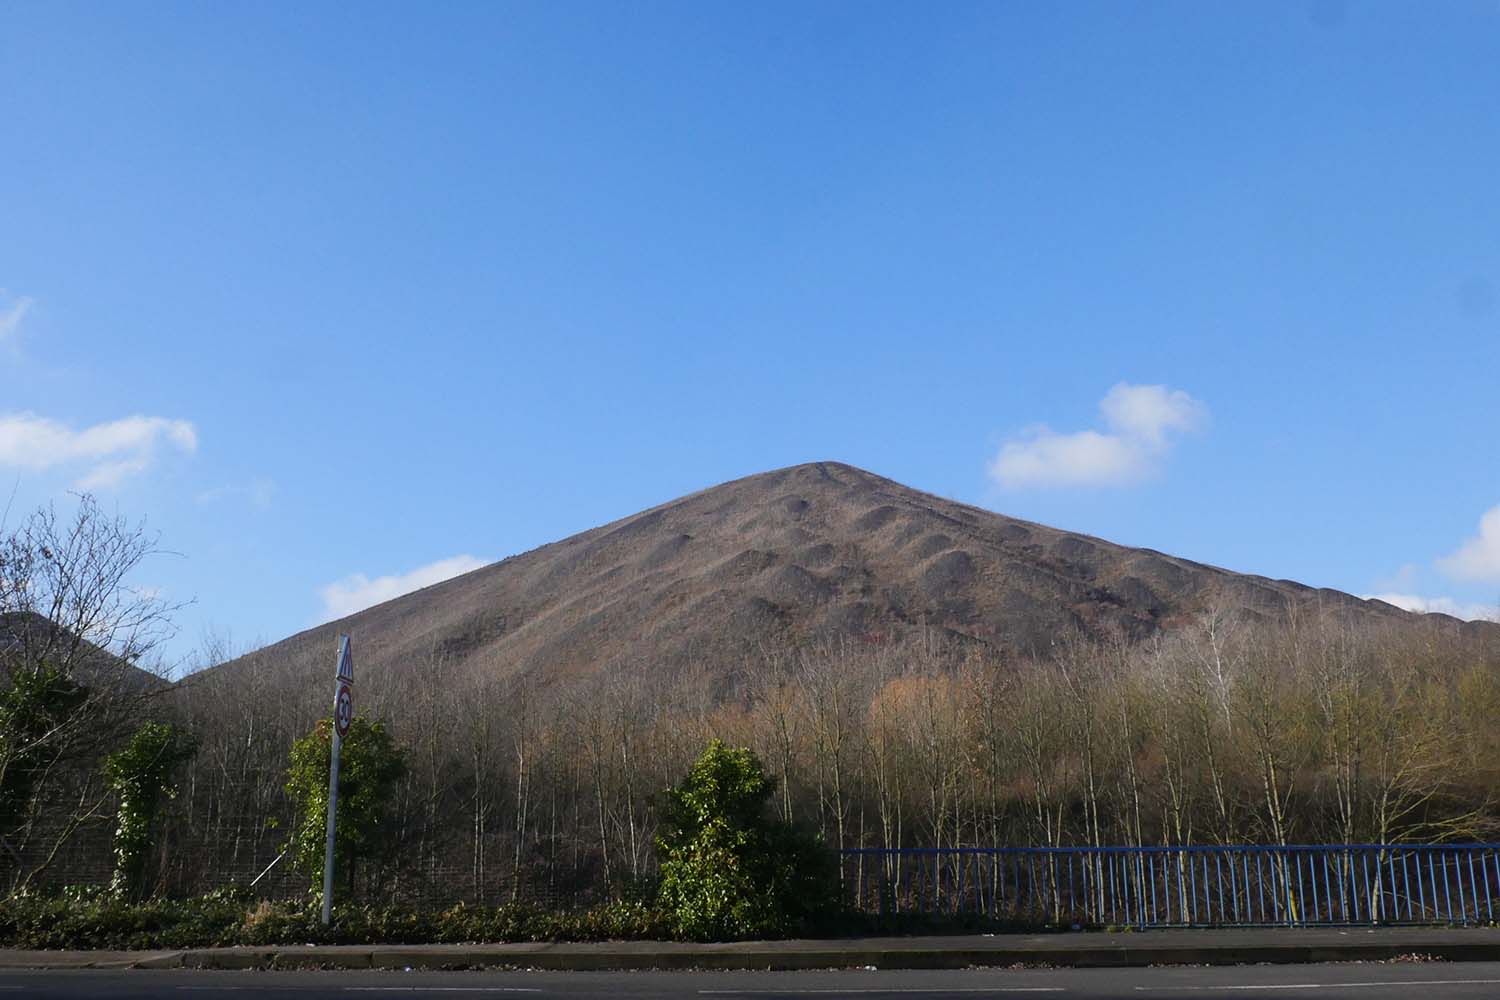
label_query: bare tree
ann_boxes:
[797,638,866,853]
[0,495,183,890]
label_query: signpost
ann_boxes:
[321,635,355,926]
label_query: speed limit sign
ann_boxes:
[334,682,353,739]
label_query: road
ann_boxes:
[5,963,1500,999]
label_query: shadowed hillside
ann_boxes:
[196,462,1488,704]
[0,611,168,693]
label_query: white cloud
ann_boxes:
[1099,383,1209,447]
[1364,592,1500,623]
[990,428,1146,489]
[1373,563,1420,593]
[197,478,275,510]
[76,458,150,490]
[1437,505,1500,584]
[989,383,1208,489]
[0,295,33,343]
[317,555,490,622]
[0,412,197,489]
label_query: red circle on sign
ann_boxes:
[334,683,353,738]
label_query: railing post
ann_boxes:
[1431,848,1443,921]
[1255,852,1267,924]
[1466,850,1481,926]
[1484,848,1495,924]
[1283,851,1296,927]
[1414,850,1427,920]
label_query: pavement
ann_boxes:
[3,926,1500,972]
[11,964,1500,999]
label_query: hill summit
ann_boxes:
[206,462,1484,699]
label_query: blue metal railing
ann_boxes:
[840,845,1500,927]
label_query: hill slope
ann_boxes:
[0,610,168,693]
[201,462,1489,700]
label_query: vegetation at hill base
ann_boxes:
[143,610,1500,917]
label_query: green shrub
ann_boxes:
[103,721,196,900]
[656,739,840,940]
[0,894,677,950]
[283,716,406,899]
[0,665,88,838]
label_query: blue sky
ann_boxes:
[3,1,1498,668]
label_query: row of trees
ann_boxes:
[167,606,1500,906]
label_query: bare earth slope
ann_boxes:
[202,462,1491,699]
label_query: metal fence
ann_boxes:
[841,845,1500,928]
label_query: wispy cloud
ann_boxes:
[1437,505,1500,584]
[1369,512,1500,620]
[0,295,32,343]
[1364,592,1499,622]
[197,478,275,510]
[317,555,490,622]
[988,383,1208,489]
[1373,563,1421,594]
[0,412,198,489]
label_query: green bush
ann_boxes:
[0,664,88,837]
[656,740,841,940]
[104,721,196,901]
[283,716,406,898]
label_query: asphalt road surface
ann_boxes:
[5,963,1500,999]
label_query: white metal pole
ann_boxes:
[321,637,349,926]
